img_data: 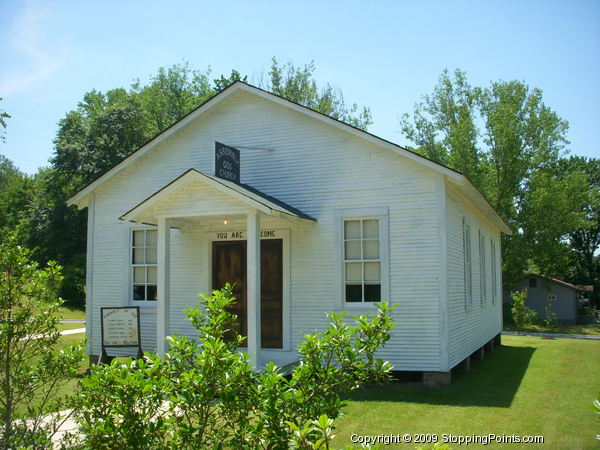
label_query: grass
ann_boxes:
[57,305,85,320]
[503,322,600,335]
[335,335,600,449]
[15,334,88,416]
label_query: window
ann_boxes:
[344,219,381,302]
[490,238,497,303]
[335,206,389,306]
[479,230,486,303]
[131,229,157,302]
[529,277,537,288]
[463,218,472,306]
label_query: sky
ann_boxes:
[0,0,599,174]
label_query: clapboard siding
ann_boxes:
[446,186,503,368]
[88,89,447,370]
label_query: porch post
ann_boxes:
[157,217,171,357]
[246,211,261,368]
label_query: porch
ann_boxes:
[120,169,316,368]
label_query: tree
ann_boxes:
[0,155,33,241]
[560,157,600,305]
[0,98,9,142]
[400,69,588,286]
[0,236,83,447]
[266,57,372,130]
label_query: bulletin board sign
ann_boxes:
[100,306,143,359]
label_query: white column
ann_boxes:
[246,211,261,368]
[157,217,171,357]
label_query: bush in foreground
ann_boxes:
[0,236,84,448]
[68,284,395,448]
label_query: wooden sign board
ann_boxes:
[215,141,240,184]
[101,306,141,348]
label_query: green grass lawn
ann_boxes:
[503,323,600,335]
[57,305,86,320]
[335,335,599,449]
[15,334,88,416]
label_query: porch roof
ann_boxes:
[119,169,316,224]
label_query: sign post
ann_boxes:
[100,306,143,364]
[215,141,240,183]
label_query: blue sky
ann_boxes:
[1,0,598,174]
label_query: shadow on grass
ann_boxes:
[350,344,536,408]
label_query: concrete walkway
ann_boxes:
[502,331,600,340]
[25,327,86,341]
[60,328,86,336]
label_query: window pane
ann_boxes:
[133,267,145,283]
[346,263,362,282]
[364,262,380,281]
[133,248,145,264]
[344,241,361,260]
[146,230,158,247]
[363,220,379,238]
[346,284,362,302]
[363,240,379,259]
[344,220,360,239]
[133,285,145,300]
[364,284,381,302]
[147,285,157,301]
[146,247,157,264]
[147,266,157,283]
[133,230,145,246]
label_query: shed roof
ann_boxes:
[524,273,581,291]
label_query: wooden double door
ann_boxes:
[212,239,283,349]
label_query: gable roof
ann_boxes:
[120,169,316,224]
[524,273,586,292]
[67,81,511,233]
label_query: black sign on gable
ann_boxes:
[215,142,240,184]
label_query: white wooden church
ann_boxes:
[68,82,510,386]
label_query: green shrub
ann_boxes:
[69,284,395,448]
[510,289,539,328]
[543,304,559,327]
[0,235,84,448]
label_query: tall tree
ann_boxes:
[0,98,9,142]
[0,155,33,241]
[401,69,482,187]
[401,69,587,287]
[266,57,372,130]
[560,156,600,304]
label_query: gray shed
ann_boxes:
[505,274,580,324]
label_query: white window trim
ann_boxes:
[463,217,473,309]
[129,225,158,307]
[490,237,497,303]
[334,206,389,309]
[479,229,486,304]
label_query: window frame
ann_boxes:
[490,237,497,303]
[335,207,389,309]
[463,217,473,308]
[479,229,486,304]
[130,226,158,305]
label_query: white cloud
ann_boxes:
[0,0,65,95]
